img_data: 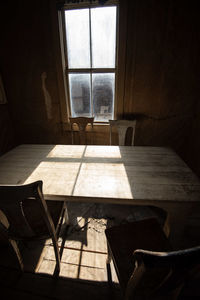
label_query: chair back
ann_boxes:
[109,119,136,145]
[0,181,54,240]
[69,117,94,144]
[128,246,200,299]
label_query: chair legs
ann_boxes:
[106,242,113,286]
[107,241,112,264]
[63,202,69,225]
[107,261,113,287]
[51,234,61,277]
[9,239,24,271]
[9,236,61,276]
[51,202,69,277]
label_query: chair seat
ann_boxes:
[105,218,172,289]
[22,199,65,238]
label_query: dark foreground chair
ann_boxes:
[105,217,200,300]
[0,181,68,275]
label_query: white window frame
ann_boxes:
[61,0,119,123]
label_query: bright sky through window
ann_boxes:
[64,6,117,121]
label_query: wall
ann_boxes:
[119,0,200,175]
[0,0,70,146]
[0,0,199,174]
[0,104,15,155]
[122,0,198,150]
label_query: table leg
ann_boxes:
[166,203,197,249]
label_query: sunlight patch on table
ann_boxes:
[47,145,86,158]
[24,161,81,196]
[73,163,133,199]
[84,146,121,158]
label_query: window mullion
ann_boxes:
[68,68,116,73]
[89,8,93,118]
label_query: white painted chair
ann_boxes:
[109,120,136,145]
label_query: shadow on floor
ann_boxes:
[0,264,122,300]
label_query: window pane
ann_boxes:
[69,74,91,117]
[92,73,115,121]
[91,7,116,68]
[65,9,90,68]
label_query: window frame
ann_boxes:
[61,2,119,123]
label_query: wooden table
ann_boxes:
[0,144,200,247]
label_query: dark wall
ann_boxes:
[123,0,199,149]
[0,104,15,155]
[0,0,70,146]
[120,0,200,175]
[0,0,199,175]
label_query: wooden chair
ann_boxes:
[109,119,137,145]
[69,117,94,145]
[0,181,68,275]
[105,217,200,300]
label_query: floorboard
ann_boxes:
[0,202,199,299]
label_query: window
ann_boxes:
[63,4,117,122]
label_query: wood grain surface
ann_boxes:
[1,144,200,247]
[0,144,199,204]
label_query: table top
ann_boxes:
[0,144,200,204]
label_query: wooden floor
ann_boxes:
[0,265,120,300]
[0,202,200,299]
